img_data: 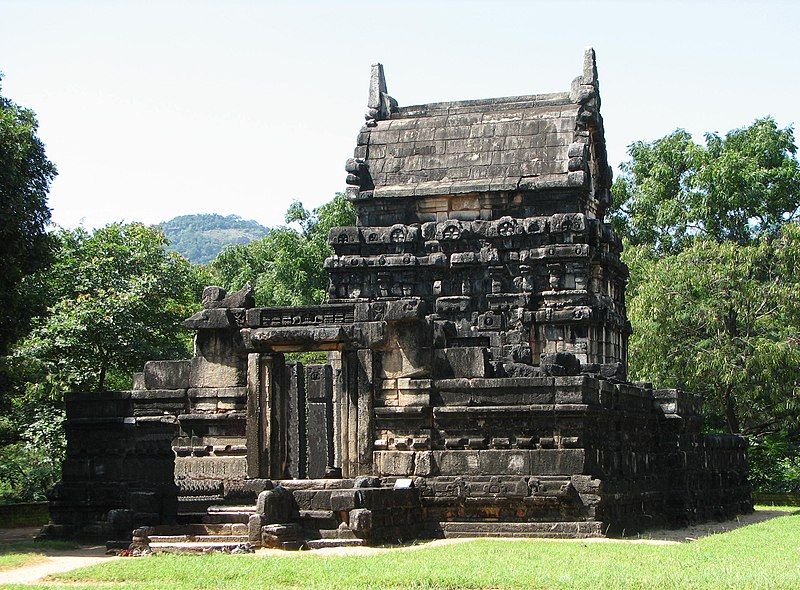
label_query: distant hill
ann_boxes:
[159,214,269,264]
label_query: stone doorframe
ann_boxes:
[244,347,375,480]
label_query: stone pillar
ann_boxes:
[344,351,360,478]
[329,351,344,472]
[356,349,375,475]
[305,364,334,479]
[285,362,306,479]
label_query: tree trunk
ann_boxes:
[723,383,741,434]
[722,306,741,434]
[97,364,107,392]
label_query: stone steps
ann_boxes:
[305,538,366,549]
[202,505,255,525]
[296,509,340,529]
[146,523,247,536]
[143,486,369,553]
[437,521,605,538]
[149,534,249,544]
[149,540,253,553]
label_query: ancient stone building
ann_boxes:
[41,49,752,551]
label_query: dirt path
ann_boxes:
[0,551,114,585]
[627,508,793,542]
[0,528,116,586]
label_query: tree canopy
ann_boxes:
[626,230,800,436]
[0,76,57,355]
[9,223,204,396]
[211,193,355,306]
[616,118,800,493]
[610,117,800,254]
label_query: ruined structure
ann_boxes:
[41,49,752,551]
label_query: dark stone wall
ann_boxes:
[371,377,751,535]
[40,390,178,545]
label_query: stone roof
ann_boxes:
[346,49,611,204]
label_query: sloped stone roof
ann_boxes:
[346,49,610,203]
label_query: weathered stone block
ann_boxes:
[143,360,190,390]
[189,357,246,388]
[349,508,372,532]
[479,450,530,475]
[540,353,581,376]
[530,449,586,475]
[436,451,481,475]
[375,451,415,476]
[433,347,489,378]
[132,372,145,390]
[414,450,437,476]
[256,487,292,523]
[330,490,359,511]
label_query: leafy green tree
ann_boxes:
[611,118,800,254]
[0,406,65,502]
[0,75,57,356]
[626,226,800,437]
[615,118,800,493]
[10,223,203,396]
[211,193,355,306]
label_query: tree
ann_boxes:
[0,75,57,356]
[626,228,800,438]
[610,118,800,254]
[614,118,800,493]
[211,193,355,306]
[10,223,204,396]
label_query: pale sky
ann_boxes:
[1,0,798,230]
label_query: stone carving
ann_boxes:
[42,49,751,551]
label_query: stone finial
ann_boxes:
[202,282,255,309]
[367,63,388,112]
[365,63,398,125]
[202,286,227,307]
[582,47,597,86]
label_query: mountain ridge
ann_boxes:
[159,213,269,264]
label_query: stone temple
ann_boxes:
[41,49,752,551]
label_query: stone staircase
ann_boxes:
[435,520,605,538]
[135,504,259,553]
[132,476,601,552]
[278,480,367,549]
[132,479,374,553]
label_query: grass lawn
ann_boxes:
[0,541,77,572]
[1,508,798,590]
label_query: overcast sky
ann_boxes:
[1,0,798,230]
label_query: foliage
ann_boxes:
[211,193,355,306]
[50,513,800,589]
[0,75,57,356]
[748,431,800,494]
[159,214,269,264]
[0,223,206,502]
[615,118,800,493]
[610,118,800,254]
[8,223,204,396]
[625,227,800,437]
[0,406,64,503]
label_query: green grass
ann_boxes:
[0,540,77,572]
[1,510,798,589]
